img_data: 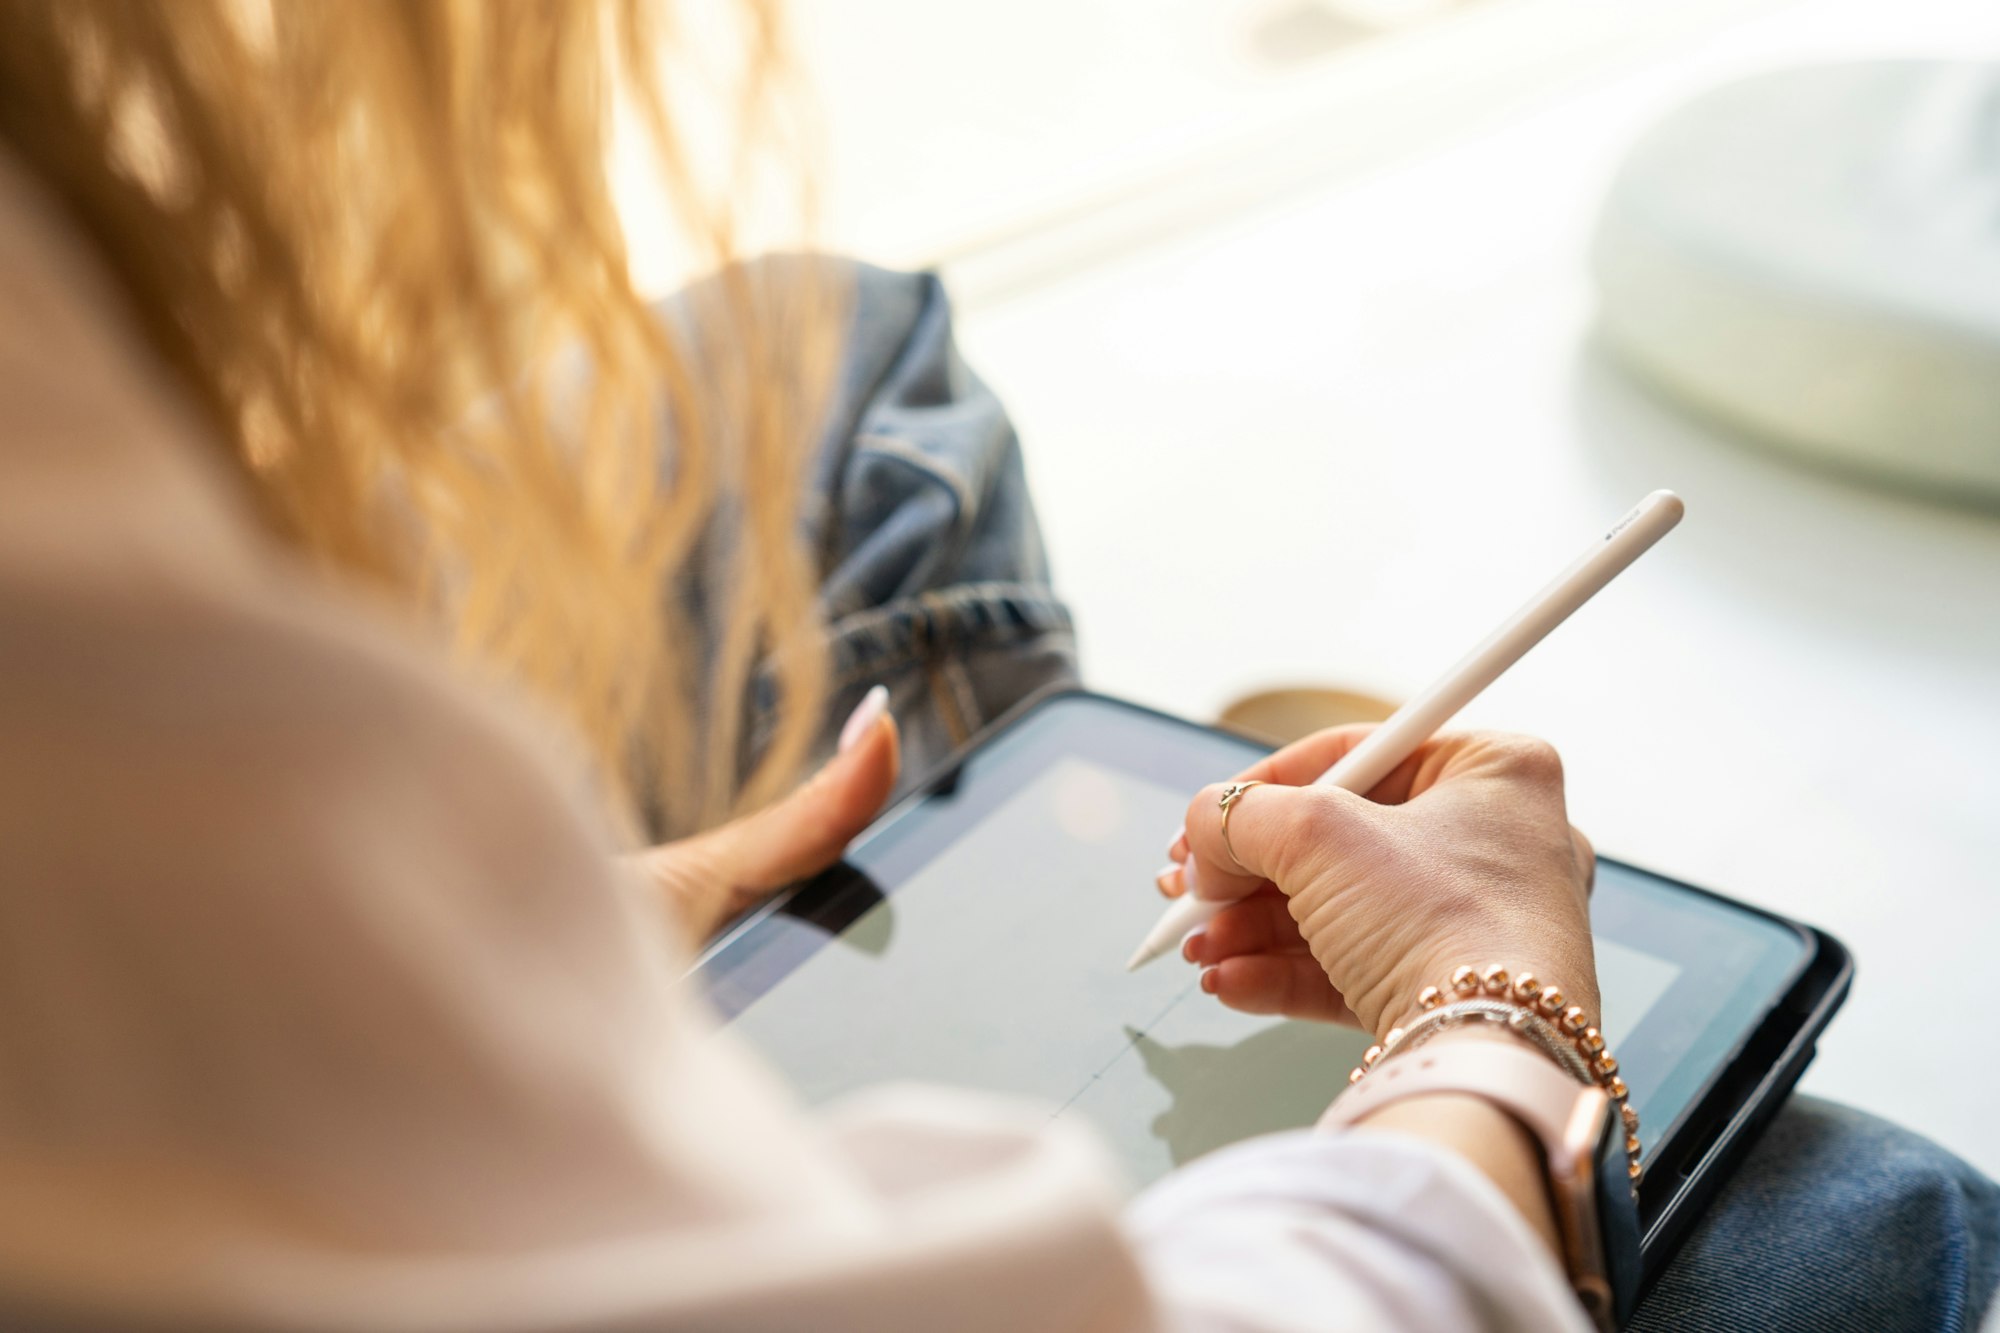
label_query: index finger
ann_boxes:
[1227,722,1445,808]
[1167,724,1381,867]
[1228,723,1379,788]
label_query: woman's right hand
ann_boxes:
[1169,725,1600,1041]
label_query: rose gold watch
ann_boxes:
[1320,1038,1643,1331]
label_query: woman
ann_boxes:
[0,4,1992,1330]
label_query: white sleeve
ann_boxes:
[1127,1130,1593,1333]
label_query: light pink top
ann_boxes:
[0,156,1587,1333]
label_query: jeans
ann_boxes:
[1633,1096,2000,1332]
[684,262,2000,1331]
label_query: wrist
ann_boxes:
[1420,1021,1543,1054]
[1324,1035,1642,1327]
[1344,959,1642,1196]
[1338,1027,1564,1250]
[1359,988,1600,1089]
[1386,951,1601,1040]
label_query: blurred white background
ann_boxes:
[665,0,2000,1176]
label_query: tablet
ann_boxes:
[695,692,1849,1284]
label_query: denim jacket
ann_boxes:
[662,262,1078,809]
[804,263,1078,779]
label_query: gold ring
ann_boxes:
[1217,780,1265,872]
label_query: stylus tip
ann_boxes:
[1125,942,1159,972]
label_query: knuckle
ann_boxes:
[1190,782,1231,823]
[1276,791,1348,864]
[1492,732,1564,783]
[1299,791,1352,843]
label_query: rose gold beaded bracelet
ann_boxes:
[1346,963,1643,1185]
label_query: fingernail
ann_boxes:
[1180,929,1206,964]
[1167,827,1188,862]
[1154,863,1182,898]
[1180,856,1201,899]
[838,684,890,754]
[1199,967,1220,995]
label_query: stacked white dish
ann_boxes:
[1593,61,2000,504]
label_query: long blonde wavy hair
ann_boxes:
[0,0,840,839]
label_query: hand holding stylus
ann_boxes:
[1165,723,1601,1036]
[1126,489,1684,973]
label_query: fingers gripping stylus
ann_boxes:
[1124,490,1686,972]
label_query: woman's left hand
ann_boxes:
[631,687,899,942]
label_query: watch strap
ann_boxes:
[1320,1037,1593,1139]
[1320,1038,1629,1332]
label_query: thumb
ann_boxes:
[641,687,899,941]
[706,686,901,892]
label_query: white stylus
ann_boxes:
[1124,489,1685,972]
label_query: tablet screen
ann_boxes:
[701,694,1807,1184]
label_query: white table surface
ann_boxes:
[934,1,2000,1177]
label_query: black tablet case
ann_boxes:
[1634,917,1852,1293]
